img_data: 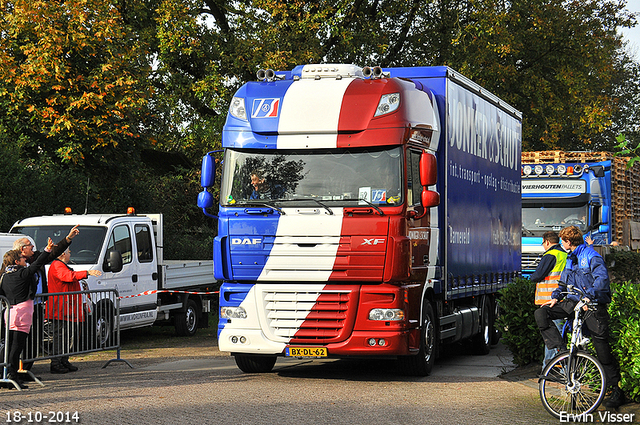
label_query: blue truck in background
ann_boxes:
[198,64,522,375]
[521,151,640,276]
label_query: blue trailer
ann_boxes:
[198,64,522,375]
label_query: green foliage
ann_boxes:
[499,273,640,401]
[496,278,544,366]
[455,0,637,152]
[606,250,640,284]
[0,0,153,168]
[609,280,640,402]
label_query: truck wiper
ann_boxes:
[236,201,286,215]
[522,226,535,236]
[279,197,334,215]
[343,198,384,216]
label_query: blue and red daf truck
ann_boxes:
[521,151,640,276]
[198,64,522,375]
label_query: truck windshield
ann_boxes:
[522,203,589,234]
[221,146,403,206]
[12,225,107,265]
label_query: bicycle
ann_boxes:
[538,284,607,419]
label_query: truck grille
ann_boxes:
[260,286,357,344]
[522,254,542,271]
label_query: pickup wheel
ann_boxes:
[397,301,437,376]
[92,302,115,348]
[472,296,493,355]
[234,354,277,373]
[175,299,199,337]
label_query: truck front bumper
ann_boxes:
[219,327,415,357]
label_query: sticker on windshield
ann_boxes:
[358,187,371,205]
[371,189,387,203]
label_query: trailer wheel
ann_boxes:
[234,354,277,373]
[472,296,492,355]
[175,299,199,337]
[397,301,437,376]
[491,298,502,345]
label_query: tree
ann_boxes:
[151,0,639,155]
[448,0,637,151]
[0,0,153,167]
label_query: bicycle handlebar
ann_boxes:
[556,284,597,311]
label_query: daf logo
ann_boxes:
[362,238,385,246]
[231,238,262,245]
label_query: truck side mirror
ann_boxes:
[197,190,214,209]
[600,205,609,224]
[198,150,222,219]
[422,189,440,208]
[419,152,437,187]
[201,153,216,187]
[104,250,123,273]
[410,152,440,219]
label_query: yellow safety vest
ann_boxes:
[535,248,568,305]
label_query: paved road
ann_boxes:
[1,341,570,425]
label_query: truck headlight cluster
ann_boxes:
[368,308,404,321]
[229,97,247,120]
[374,93,400,117]
[221,306,247,319]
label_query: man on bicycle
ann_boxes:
[534,225,624,409]
[530,231,567,367]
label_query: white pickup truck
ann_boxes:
[8,211,216,340]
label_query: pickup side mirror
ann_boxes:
[103,250,123,273]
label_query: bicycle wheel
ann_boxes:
[539,351,607,419]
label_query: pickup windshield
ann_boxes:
[221,146,403,207]
[12,225,107,265]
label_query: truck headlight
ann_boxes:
[229,97,247,120]
[369,308,405,321]
[221,306,247,319]
[374,93,400,117]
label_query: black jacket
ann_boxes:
[0,249,51,305]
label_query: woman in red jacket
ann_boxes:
[46,248,101,373]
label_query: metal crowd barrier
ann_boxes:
[2,288,131,391]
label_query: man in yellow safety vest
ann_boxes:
[530,231,567,366]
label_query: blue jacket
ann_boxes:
[553,243,611,304]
